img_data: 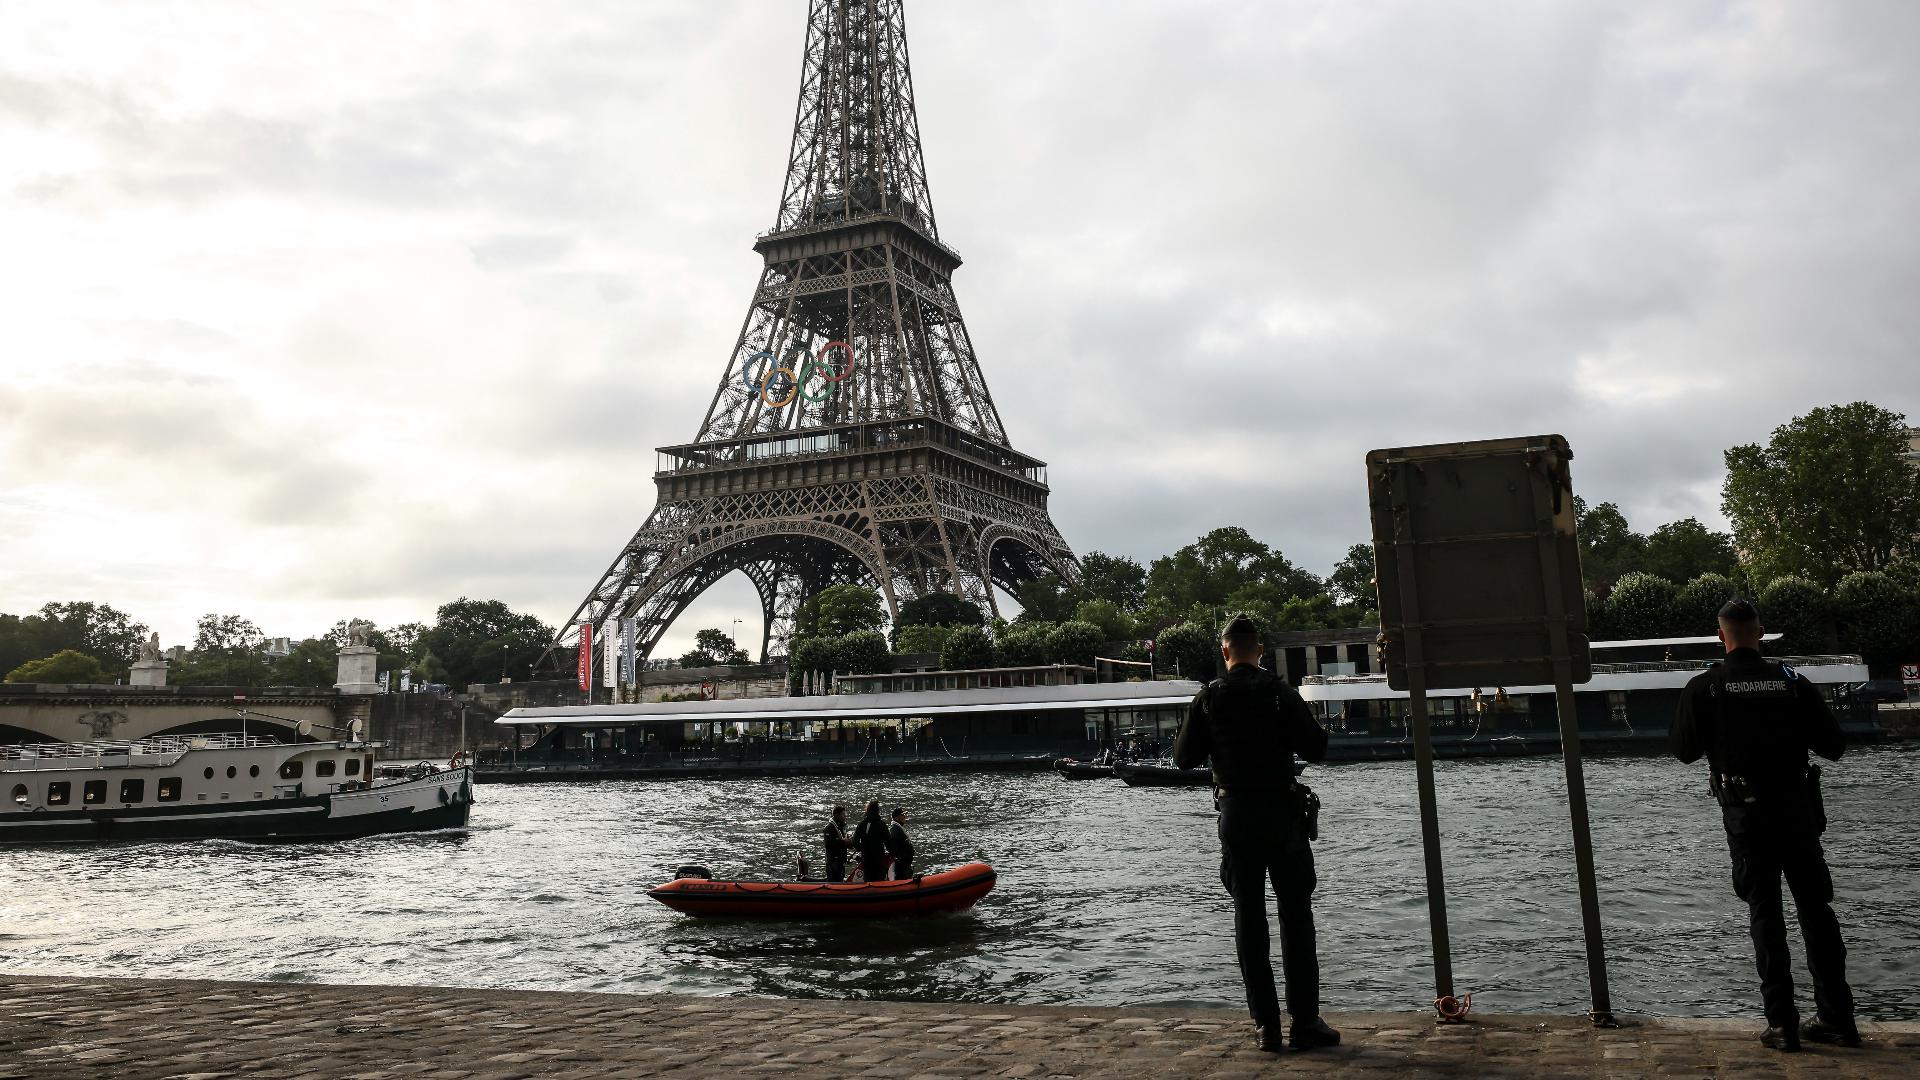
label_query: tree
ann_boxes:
[894,624,953,655]
[34,602,150,673]
[172,613,272,685]
[835,630,892,674]
[787,636,836,692]
[1833,571,1919,671]
[1071,599,1133,643]
[5,649,108,684]
[1643,519,1740,585]
[679,628,750,668]
[269,638,339,686]
[895,592,985,631]
[1605,572,1679,640]
[1756,576,1831,655]
[416,598,556,690]
[996,621,1055,665]
[940,626,994,670]
[1154,621,1217,681]
[1327,544,1377,609]
[1078,551,1148,610]
[193,614,265,653]
[1723,402,1920,586]
[1013,576,1077,623]
[810,584,888,638]
[1046,621,1105,666]
[1146,527,1324,615]
[1673,573,1741,636]
[1573,498,1649,593]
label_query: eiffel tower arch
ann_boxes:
[558,0,1078,665]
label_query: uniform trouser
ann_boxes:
[825,854,846,882]
[1218,795,1319,1026]
[861,853,889,882]
[1724,808,1855,1029]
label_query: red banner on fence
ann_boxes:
[577,622,593,692]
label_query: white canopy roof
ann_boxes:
[499,679,1204,727]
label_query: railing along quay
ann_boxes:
[474,743,1059,783]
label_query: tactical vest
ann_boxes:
[1202,668,1297,792]
[1705,656,1814,800]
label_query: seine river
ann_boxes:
[4,747,1916,1021]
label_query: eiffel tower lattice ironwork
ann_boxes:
[556,0,1078,667]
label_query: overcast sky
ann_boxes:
[2,1,1916,659]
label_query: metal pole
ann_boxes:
[1407,669,1454,1004]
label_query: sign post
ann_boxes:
[1368,434,1613,1025]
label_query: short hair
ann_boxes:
[1221,613,1261,653]
[1718,598,1759,623]
[832,803,847,814]
[891,806,906,819]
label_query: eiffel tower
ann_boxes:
[557,0,1078,665]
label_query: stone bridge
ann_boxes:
[0,684,349,745]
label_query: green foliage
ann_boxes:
[996,621,1055,665]
[1078,552,1148,610]
[1605,572,1679,640]
[1723,402,1920,586]
[1046,621,1105,666]
[940,626,995,670]
[0,602,151,680]
[269,638,339,686]
[895,592,985,631]
[5,648,108,684]
[893,624,954,655]
[810,584,889,638]
[193,613,265,653]
[1673,573,1742,636]
[1833,571,1919,670]
[172,613,272,685]
[1071,599,1133,643]
[1154,621,1218,681]
[1327,544,1377,609]
[1644,519,1740,585]
[1146,527,1324,617]
[1756,576,1831,655]
[1574,498,1650,593]
[787,636,835,692]
[417,597,556,689]
[835,630,892,674]
[679,627,751,668]
[1013,576,1077,623]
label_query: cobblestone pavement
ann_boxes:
[1,976,1915,1079]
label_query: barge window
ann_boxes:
[204,767,215,779]
[157,777,181,802]
[315,759,337,777]
[249,765,260,777]
[227,766,237,778]
[84,780,106,804]
[47,782,70,805]
[119,778,145,803]
[9,784,24,804]
[279,761,303,780]
[344,759,362,776]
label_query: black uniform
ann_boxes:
[887,820,916,879]
[853,812,890,882]
[822,819,851,882]
[1174,661,1330,1028]
[1671,646,1854,1033]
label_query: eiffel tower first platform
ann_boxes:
[557,0,1079,665]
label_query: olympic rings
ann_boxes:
[739,341,861,407]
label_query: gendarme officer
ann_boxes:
[1671,598,1858,1051]
[1173,614,1337,1054]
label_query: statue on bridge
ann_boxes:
[345,619,376,648]
[138,632,162,663]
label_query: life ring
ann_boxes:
[1434,993,1472,1021]
[448,750,467,770]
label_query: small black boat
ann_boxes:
[1053,758,1114,780]
[1114,762,1213,787]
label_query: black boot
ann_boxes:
[1801,1017,1861,1047]
[1761,1025,1801,1052]
[1255,1023,1285,1053]
[1289,1016,1342,1051]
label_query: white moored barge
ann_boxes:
[1,735,473,845]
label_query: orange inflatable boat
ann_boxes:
[647,861,997,918]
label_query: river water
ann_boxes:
[4,746,1916,1021]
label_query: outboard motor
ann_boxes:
[674,864,713,881]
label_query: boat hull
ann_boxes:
[0,768,473,845]
[648,861,997,919]
[1115,763,1213,787]
[1052,759,1113,779]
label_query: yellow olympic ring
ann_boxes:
[760,365,799,407]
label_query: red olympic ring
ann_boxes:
[814,341,856,384]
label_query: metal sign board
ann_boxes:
[1368,434,1591,691]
